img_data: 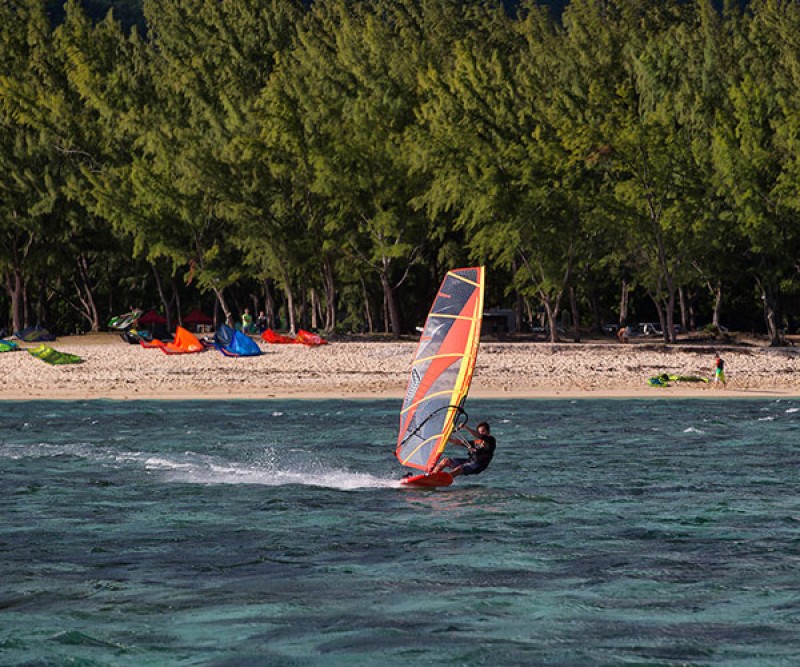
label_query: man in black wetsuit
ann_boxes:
[429,421,496,478]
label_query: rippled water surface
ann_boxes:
[2,399,800,666]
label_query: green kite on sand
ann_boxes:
[0,339,19,353]
[648,373,709,387]
[28,344,83,365]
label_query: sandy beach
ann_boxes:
[3,332,800,400]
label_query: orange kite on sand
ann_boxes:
[261,328,328,346]
[261,329,299,345]
[295,329,328,346]
[162,326,205,354]
[139,337,166,349]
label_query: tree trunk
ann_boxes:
[5,268,25,334]
[664,289,677,344]
[619,278,629,326]
[712,282,723,329]
[298,283,308,330]
[541,295,558,343]
[283,282,296,334]
[171,278,182,329]
[360,273,373,334]
[310,287,319,330]
[251,294,260,322]
[263,279,276,330]
[765,299,779,344]
[151,264,173,330]
[648,291,666,340]
[524,297,536,331]
[74,254,100,332]
[678,286,688,333]
[213,287,233,327]
[587,285,602,334]
[569,285,581,342]
[322,257,336,330]
[22,277,30,330]
[380,270,402,336]
[35,279,47,329]
[757,279,781,345]
[515,290,525,334]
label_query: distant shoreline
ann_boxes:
[2,333,799,401]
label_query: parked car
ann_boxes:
[640,322,663,336]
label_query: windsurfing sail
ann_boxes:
[396,266,485,471]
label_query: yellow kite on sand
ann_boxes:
[28,344,83,365]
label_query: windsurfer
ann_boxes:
[428,421,496,478]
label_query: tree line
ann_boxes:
[2,0,799,344]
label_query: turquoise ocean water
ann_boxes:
[2,398,800,666]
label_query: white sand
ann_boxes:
[3,333,800,400]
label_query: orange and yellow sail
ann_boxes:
[396,267,485,471]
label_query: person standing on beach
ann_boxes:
[242,308,253,333]
[713,353,726,387]
[428,422,496,478]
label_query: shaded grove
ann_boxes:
[2,0,798,343]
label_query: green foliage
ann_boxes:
[2,0,800,338]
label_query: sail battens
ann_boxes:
[400,435,440,465]
[396,267,485,471]
[425,313,475,321]
[412,352,463,365]
[399,388,462,415]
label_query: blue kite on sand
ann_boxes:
[14,326,55,342]
[214,324,262,357]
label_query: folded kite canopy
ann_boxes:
[261,329,299,345]
[214,324,262,357]
[296,330,328,346]
[162,326,205,354]
[261,328,328,346]
[14,326,55,342]
[139,337,166,349]
[28,344,83,365]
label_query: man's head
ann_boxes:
[476,422,490,437]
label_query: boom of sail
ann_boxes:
[396,267,485,471]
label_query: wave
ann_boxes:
[145,451,396,490]
[0,440,396,490]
